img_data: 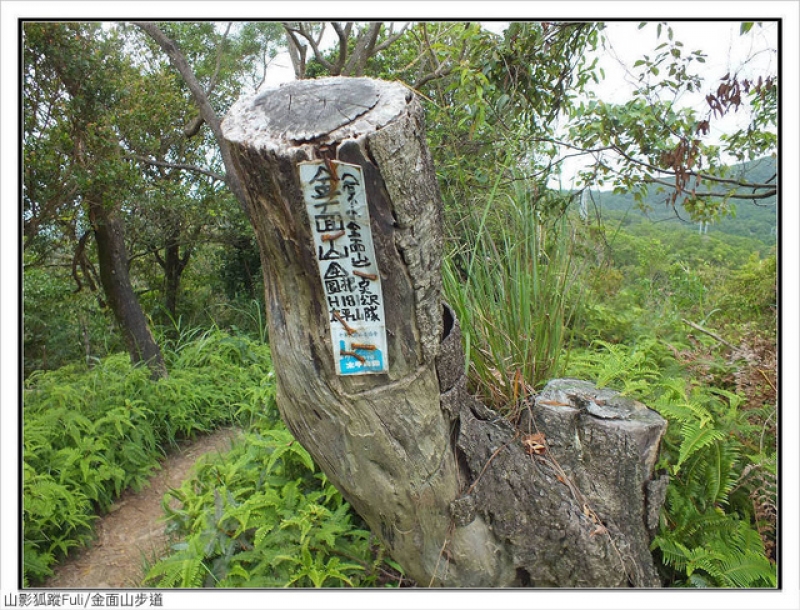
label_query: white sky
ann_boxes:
[597,22,777,137]
[558,20,779,186]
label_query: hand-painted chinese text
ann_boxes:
[299,159,389,375]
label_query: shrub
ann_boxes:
[144,404,399,588]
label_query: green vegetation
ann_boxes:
[143,404,399,588]
[443,179,579,412]
[568,340,776,587]
[564,211,777,586]
[22,330,274,586]
[438,175,777,586]
[580,156,777,246]
[21,20,777,589]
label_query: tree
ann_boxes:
[133,22,254,222]
[298,21,777,224]
[23,23,167,379]
[118,22,283,325]
[282,22,408,79]
[563,22,777,221]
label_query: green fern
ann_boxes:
[675,421,725,473]
[143,546,205,588]
[567,338,662,390]
[569,337,776,588]
[146,407,392,588]
[23,330,274,585]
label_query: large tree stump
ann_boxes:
[221,76,668,587]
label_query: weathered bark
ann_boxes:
[89,200,167,380]
[438,310,669,586]
[163,229,182,320]
[221,76,667,587]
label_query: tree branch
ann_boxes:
[682,318,738,351]
[331,22,351,74]
[283,26,307,79]
[282,22,335,72]
[126,153,226,182]
[558,136,777,201]
[206,22,232,98]
[413,23,455,88]
[344,23,382,76]
[133,21,251,221]
[643,174,777,200]
[372,23,409,53]
[609,146,778,200]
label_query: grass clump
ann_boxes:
[443,182,579,414]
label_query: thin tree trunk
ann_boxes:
[90,200,167,380]
[162,224,190,322]
[44,26,168,381]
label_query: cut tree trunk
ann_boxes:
[221,76,667,587]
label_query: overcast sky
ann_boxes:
[558,20,779,185]
[595,21,778,131]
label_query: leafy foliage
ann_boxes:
[21,19,778,590]
[566,339,776,587]
[563,193,777,586]
[580,156,777,246]
[144,404,398,588]
[565,22,777,221]
[22,330,273,585]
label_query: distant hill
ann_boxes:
[576,157,777,246]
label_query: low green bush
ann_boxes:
[144,399,400,588]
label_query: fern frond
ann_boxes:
[703,440,739,507]
[676,423,724,472]
[716,554,776,588]
[652,536,691,572]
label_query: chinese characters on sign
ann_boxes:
[299,159,389,375]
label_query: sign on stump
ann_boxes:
[222,76,668,588]
[299,160,388,375]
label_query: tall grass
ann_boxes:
[443,182,579,415]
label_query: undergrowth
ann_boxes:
[441,171,776,586]
[443,181,579,412]
[567,338,777,587]
[143,395,402,588]
[22,329,273,586]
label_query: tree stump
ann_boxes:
[221,76,668,587]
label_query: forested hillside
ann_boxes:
[20,20,779,591]
[578,156,777,245]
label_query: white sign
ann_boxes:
[299,160,389,375]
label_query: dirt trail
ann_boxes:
[42,427,243,589]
